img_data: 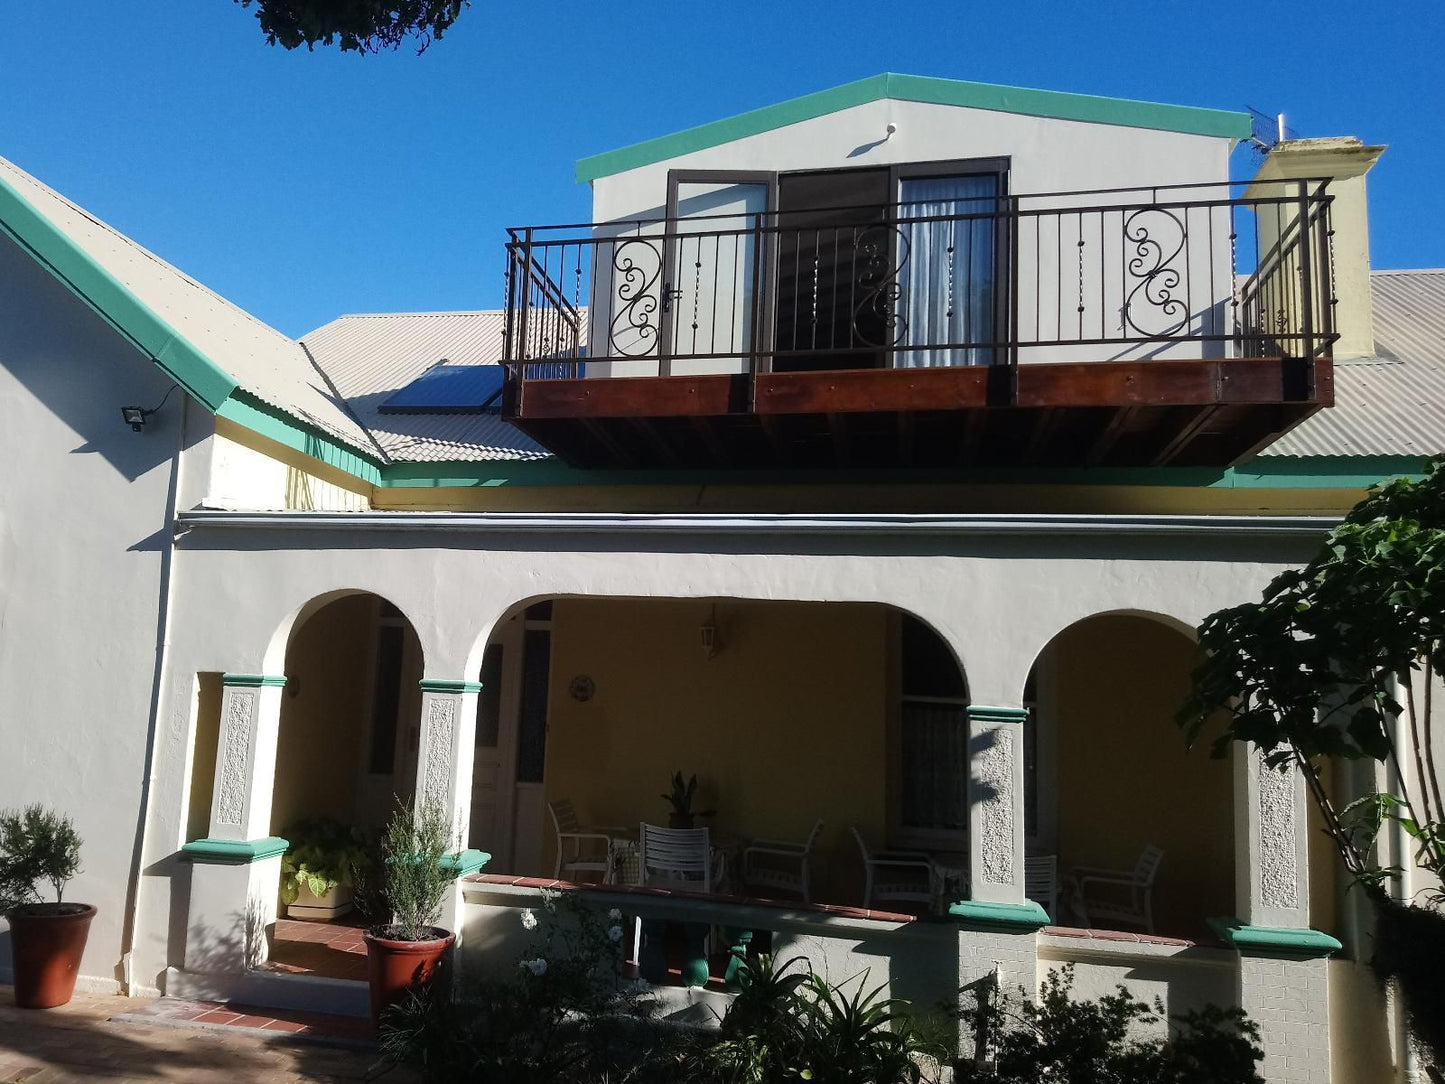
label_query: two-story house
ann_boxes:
[0,74,1435,1082]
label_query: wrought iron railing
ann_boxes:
[502,179,1334,385]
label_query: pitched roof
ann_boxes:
[0,155,380,460]
[576,73,1253,183]
[302,312,549,462]
[1260,270,1445,458]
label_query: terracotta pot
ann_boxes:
[8,903,97,1009]
[363,926,454,1024]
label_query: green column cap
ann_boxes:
[441,849,491,876]
[419,679,484,694]
[949,899,1050,930]
[1207,916,1342,956]
[221,673,288,688]
[182,837,290,864]
[966,705,1030,724]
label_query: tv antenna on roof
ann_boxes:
[1245,106,1297,159]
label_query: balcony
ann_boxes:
[501,180,1335,470]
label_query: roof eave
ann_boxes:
[575,73,1252,184]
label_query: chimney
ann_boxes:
[1249,138,1385,359]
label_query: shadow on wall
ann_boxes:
[0,234,197,486]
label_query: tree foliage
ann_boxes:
[235,1,470,53]
[1178,460,1445,1067]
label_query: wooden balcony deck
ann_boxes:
[507,356,1331,470]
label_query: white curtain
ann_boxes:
[898,176,998,367]
[901,701,969,831]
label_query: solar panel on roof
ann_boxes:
[378,362,505,414]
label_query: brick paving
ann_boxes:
[0,987,408,1083]
[265,917,369,981]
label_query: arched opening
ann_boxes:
[1025,611,1233,939]
[267,591,424,979]
[466,597,970,913]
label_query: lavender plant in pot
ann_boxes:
[364,795,459,1024]
[0,805,94,1009]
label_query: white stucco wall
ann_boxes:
[581,100,1235,373]
[129,511,1322,990]
[0,232,202,992]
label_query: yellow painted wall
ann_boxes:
[270,595,374,834]
[1050,615,1234,939]
[542,598,890,904]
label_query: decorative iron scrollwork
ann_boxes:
[1123,208,1189,337]
[851,224,910,348]
[608,237,662,358]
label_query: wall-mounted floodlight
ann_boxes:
[120,385,177,433]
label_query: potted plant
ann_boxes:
[660,771,715,830]
[279,817,369,921]
[363,795,459,1024]
[0,805,94,1009]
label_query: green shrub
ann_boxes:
[955,965,1264,1084]
[0,805,82,913]
[377,794,458,941]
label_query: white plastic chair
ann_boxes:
[1025,853,1058,923]
[548,799,617,882]
[638,823,712,893]
[1068,844,1164,933]
[850,826,935,909]
[741,820,825,903]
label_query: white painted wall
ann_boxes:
[128,511,1320,990]
[0,232,202,992]
[584,100,1235,371]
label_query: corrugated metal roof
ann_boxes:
[0,156,379,458]
[301,312,551,462]
[1263,269,1445,458]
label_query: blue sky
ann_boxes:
[3,0,1441,337]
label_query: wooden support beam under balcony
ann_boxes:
[505,356,1332,471]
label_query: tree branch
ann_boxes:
[1293,746,1369,878]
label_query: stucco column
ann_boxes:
[414,680,489,940]
[965,705,1028,906]
[207,674,288,842]
[1213,745,1337,1084]
[180,673,289,978]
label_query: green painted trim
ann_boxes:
[221,673,288,688]
[441,849,491,876]
[217,390,385,485]
[419,679,484,694]
[949,898,1051,930]
[1207,917,1342,956]
[0,167,239,410]
[182,836,290,864]
[576,73,1251,182]
[967,705,1030,724]
[375,456,1431,493]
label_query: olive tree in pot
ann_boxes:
[364,794,460,1024]
[0,805,93,1009]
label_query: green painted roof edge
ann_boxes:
[221,672,288,688]
[419,679,484,694]
[376,455,1431,492]
[182,836,290,864]
[441,849,491,876]
[218,390,385,485]
[949,898,1051,930]
[1207,916,1342,955]
[576,73,1251,183]
[0,167,239,411]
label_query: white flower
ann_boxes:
[529,958,548,977]
[607,925,624,943]
[520,908,538,930]
[607,908,622,921]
